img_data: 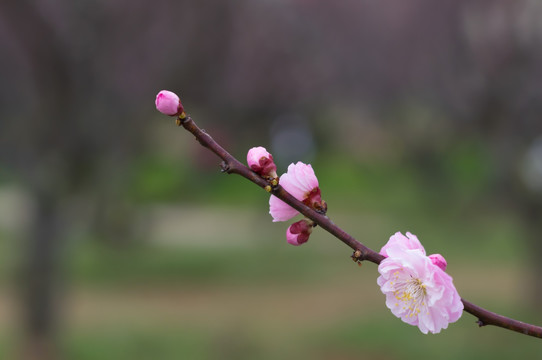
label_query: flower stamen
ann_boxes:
[393,277,427,319]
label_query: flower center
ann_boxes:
[393,275,427,318]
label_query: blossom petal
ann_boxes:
[293,162,319,192]
[280,171,307,199]
[269,195,299,222]
[380,231,426,257]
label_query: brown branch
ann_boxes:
[462,299,542,338]
[177,114,542,339]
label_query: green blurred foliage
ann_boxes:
[2,134,536,359]
[128,155,190,204]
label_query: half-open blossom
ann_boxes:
[155,90,184,116]
[247,146,278,181]
[286,219,313,246]
[377,233,463,334]
[269,162,326,222]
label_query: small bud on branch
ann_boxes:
[155,90,184,117]
[247,146,278,182]
[286,219,314,246]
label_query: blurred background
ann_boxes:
[1,0,542,359]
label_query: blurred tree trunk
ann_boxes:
[0,2,71,358]
[1,0,151,354]
[21,193,63,360]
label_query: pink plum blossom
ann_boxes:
[377,233,463,334]
[246,146,278,180]
[155,90,184,116]
[286,219,313,246]
[269,162,325,222]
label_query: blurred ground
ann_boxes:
[0,169,541,358]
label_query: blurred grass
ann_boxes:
[67,241,344,286]
[313,313,542,360]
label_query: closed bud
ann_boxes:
[286,219,313,246]
[247,146,278,180]
[428,253,447,271]
[155,90,184,116]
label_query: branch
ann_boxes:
[177,114,542,339]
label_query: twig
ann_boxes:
[177,114,542,339]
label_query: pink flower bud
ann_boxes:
[246,146,278,180]
[155,90,184,116]
[428,253,447,271]
[286,219,313,246]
